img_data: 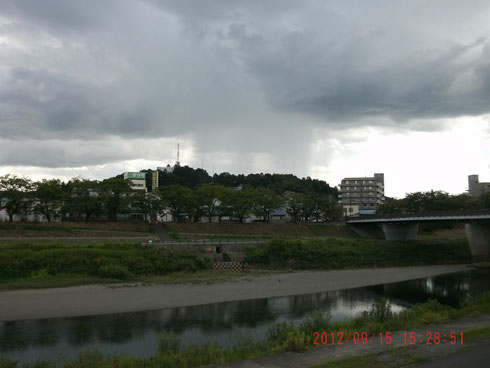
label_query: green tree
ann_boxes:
[100,178,131,220]
[300,194,316,222]
[196,184,227,222]
[32,179,63,222]
[284,192,305,223]
[63,178,103,220]
[252,188,283,222]
[479,192,490,209]
[224,188,255,223]
[130,191,162,222]
[376,197,404,215]
[0,174,33,222]
[313,195,341,221]
[159,185,194,222]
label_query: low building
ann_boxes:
[123,172,147,192]
[269,208,289,222]
[339,173,385,217]
[468,175,490,198]
[342,204,360,217]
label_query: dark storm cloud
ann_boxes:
[0,138,134,167]
[0,0,123,33]
[0,68,159,139]
[1,0,490,169]
[159,0,490,122]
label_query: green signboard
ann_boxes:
[125,172,146,180]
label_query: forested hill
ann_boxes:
[138,166,337,196]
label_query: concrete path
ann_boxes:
[208,314,490,368]
[0,264,470,321]
[412,342,490,367]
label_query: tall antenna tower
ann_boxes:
[176,139,181,166]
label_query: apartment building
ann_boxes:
[468,175,490,198]
[339,173,385,216]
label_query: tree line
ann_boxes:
[0,174,341,223]
[137,165,338,195]
[377,190,490,214]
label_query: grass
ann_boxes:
[246,237,471,269]
[0,221,155,233]
[1,293,489,368]
[0,242,211,290]
[463,326,490,342]
[0,235,472,290]
[0,269,287,290]
[0,224,74,232]
[142,269,286,285]
[312,346,428,368]
[312,325,490,368]
[0,242,287,290]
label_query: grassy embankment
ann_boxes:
[164,222,354,240]
[1,292,489,368]
[164,222,466,241]
[0,236,471,289]
[0,242,211,290]
[245,237,471,269]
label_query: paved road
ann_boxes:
[0,264,469,321]
[412,341,490,367]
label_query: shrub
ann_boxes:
[246,237,470,269]
[97,264,132,280]
[158,334,182,355]
[364,299,393,323]
[0,243,211,282]
[282,331,310,352]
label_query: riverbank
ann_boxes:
[0,237,471,290]
[1,292,489,368]
[0,264,470,321]
[209,314,490,368]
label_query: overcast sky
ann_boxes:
[1,0,489,197]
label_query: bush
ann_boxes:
[158,334,182,355]
[282,331,310,352]
[246,237,470,269]
[364,299,393,323]
[0,243,211,282]
[97,264,132,280]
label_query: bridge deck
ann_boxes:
[347,211,490,224]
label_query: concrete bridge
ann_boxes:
[346,211,490,261]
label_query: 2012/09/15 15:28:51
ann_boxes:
[403,331,463,345]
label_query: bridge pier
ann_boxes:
[382,223,419,241]
[465,223,490,261]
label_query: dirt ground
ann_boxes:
[0,221,154,231]
[0,229,153,238]
[166,222,353,237]
[0,264,470,321]
[0,221,155,239]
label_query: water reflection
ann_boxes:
[367,268,488,306]
[0,269,488,364]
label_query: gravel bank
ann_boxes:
[0,264,470,321]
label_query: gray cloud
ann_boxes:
[160,0,490,122]
[1,0,490,171]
